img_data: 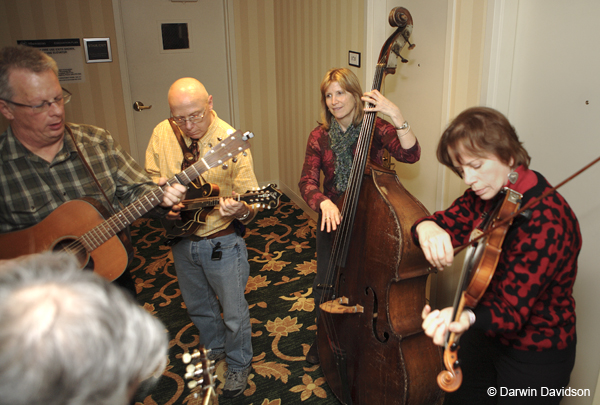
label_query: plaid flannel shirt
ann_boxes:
[0,123,157,233]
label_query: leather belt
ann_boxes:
[187,223,235,241]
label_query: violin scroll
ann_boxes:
[437,339,463,392]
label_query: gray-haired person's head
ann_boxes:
[0,252,168,405]
[0,45,58,101]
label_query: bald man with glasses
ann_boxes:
[145,77,258,398]
[0,45,186,293]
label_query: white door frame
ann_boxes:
[480,0,519,112]
[110,0,239,160]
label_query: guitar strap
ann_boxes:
[168,118,197,165]
[66,124,119,215]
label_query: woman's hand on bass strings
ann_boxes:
[320,199,341,232]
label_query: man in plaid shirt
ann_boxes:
[0,45,185,292]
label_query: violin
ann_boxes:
[437,188,522,392]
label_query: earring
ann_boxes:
[508,170,518,184]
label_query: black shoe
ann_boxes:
[222,366,251,398]
[306,339,319,364]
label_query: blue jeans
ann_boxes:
[171,232,252,371]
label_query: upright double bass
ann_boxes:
[317,8,443,405]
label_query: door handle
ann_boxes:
[133,101,152,111]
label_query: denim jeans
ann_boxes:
[171,232,252,371]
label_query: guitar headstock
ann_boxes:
[172,130,254,190]
[182,346,217,403]
[202,130,254,169]
[244,183,282,210]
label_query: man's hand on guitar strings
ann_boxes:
[157,177,187,209]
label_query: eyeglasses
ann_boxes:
[172,109,208,126]
[1,88,72,114]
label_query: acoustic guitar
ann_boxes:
[0,130,254,281]
[161,183,281,239]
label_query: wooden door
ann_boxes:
[116,0,234,163]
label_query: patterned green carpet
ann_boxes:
[129,194,340,405]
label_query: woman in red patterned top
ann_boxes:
[298,68,421,364]
[416,107,581,405]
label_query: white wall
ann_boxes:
[485,0,600,403]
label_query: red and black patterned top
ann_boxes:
[299,117,421,212]
[412,166,581,361]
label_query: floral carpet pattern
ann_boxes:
[129,194,340,405]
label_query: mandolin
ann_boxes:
[161,183,282,239]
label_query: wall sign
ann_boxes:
[17,38,85,83]
[83,38,112,63]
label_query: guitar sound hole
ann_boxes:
[53,238,93,270]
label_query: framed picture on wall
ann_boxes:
[83,38,112,63]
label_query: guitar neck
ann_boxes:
[79,131,252,250]
[80,176,192,251]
